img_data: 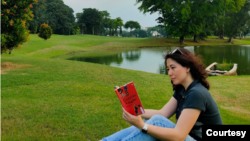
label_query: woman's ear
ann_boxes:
[186,67,190,73]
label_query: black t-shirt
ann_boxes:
[173,79,223,140]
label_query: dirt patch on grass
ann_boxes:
[1,62,30,74]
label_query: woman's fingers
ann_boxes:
[122,108,131,121]
[123,110,128,117]
[114,86,119,90]
[122,107,129,115]
[123,113,126,120]
[123,112,129,122]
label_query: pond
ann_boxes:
[68,45,250,75]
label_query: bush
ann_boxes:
[215,59,233,71]
[72,26,80,35]
[38,23,52,41]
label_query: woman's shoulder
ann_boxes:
[186,89,206,100]
[190,82,210,95]
[187,84,211,98]
[187,83,214,103]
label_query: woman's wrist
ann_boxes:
[135,120,145,130]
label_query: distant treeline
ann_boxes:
[27,0,168,38]
[28,0,250,43]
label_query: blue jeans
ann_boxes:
[102,115,196,141]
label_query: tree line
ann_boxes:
[2,0,250,53]
[0,0,145,53]
[122,26,167,38]
[136,0,250,44]
[27,0,149,37]
[27,0,171,38]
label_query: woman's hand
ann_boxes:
[122,107,144,129]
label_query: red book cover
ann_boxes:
[115,82,145,116]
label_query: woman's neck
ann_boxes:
[182,74,194,90]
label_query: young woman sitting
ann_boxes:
[101,48,223,141]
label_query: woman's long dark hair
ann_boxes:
[165,48,210,91]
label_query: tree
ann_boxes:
[112,19,119,36]
[54,4,75,35]
[27,0,47,34]
[66,23,73,35]
[27,0,76,35]
[76,12,82,22]
[120,26,122,36]
[196,14,217,40]
[136,0,222,44]
[242,21,250,38]
[107,18,114,36]
[215,0,246,39]
[133,29,148,37]
[38,23,52,40]
[102,14,111,35]
[80,8,102,35]
[124,21,141,37]
[116,17,123,36]
[121,30,131,37]
[71,23,80,35]
[146,26,166,37]
[76,12,86,34]
[1,0,38,54]
[224,0,250,43]
[98,10,110,36]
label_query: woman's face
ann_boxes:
[166,58,189,85]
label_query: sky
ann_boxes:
[62,0,160,30]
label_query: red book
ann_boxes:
[115,82,145,116]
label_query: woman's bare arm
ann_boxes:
[159,97,178,118]
[137,109,201,141]
[141,96,177,119]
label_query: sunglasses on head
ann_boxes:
[169,48,183,55]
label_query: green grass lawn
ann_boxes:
[4,34,250,59]
[1,34,250,141]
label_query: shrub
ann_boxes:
[215,59,234,71]
[73,26,80,35]
[38,23,52,41]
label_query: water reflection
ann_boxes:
[159,64,168,75]
[124,51,141,61]
[68,53,124,65]
[68,45,250,75]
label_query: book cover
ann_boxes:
[115,82,145,116]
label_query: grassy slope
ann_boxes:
[1,34,250,141]
[5,34,250,58]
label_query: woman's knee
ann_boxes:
[148,115,166,122]
[151,114,164,119]
[147,115,175,128]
